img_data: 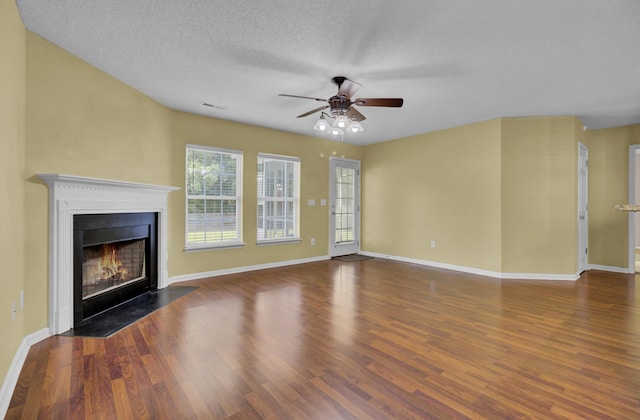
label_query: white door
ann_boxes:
[627,145,640,273]
[329,158,360,257]
[578,143,588,273]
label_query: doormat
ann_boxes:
[59,286,198,338]
[333,254,374,262]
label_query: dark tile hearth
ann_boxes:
[60,286,197,338]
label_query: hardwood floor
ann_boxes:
[7,259,640,419]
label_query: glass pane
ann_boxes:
[201,152,214,196]
[187,149,207,196]
[82,239,146,299]
[335,167,355,244]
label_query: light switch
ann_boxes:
[320,199,327,206]
[308,199,316,206]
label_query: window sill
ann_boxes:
[256,238,302,246]
[184,242,245,253]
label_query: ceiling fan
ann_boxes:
[279,76,403,134]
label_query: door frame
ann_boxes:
[578,142,589,274]
[627,144,640,273]
[329,157,361,257]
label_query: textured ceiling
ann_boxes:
[16,0,640,145]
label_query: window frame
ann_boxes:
[257,153,301,245]
[185,144,244,251]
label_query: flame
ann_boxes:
[99,244,128,281]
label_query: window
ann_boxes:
[257,154,300,243]
[185,145,243,249]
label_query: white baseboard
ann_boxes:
[0,328,50,418]
[588,264,631,274]
[500,271,580,281]
[359,251,580,281]
[168,255,331,284]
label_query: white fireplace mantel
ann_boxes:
[38,174,180,335]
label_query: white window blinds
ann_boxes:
[186,145,243,249]
[257,154,300,243]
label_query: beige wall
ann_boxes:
[169,112,361,276]
[584,124,640,268]
[362,116,581,275]
[362,119,503,272]
[501,117,579,274]
[24,32,174,332]
[0,0,26,389]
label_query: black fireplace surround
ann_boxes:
[73,212,158,325]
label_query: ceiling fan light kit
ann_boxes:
[333,115,350,129]
[313,114,330,131]
[280,76,403,138]
[348,120,364,133]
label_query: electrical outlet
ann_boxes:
[12,302,16,320]
[430,240,436,248]
[311,237,316,246]
[20,290,24,308]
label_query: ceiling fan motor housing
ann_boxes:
[328,95,351,116]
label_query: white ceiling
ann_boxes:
[16,0,640,145]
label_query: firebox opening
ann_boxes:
[82,238,147,300]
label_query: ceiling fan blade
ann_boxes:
[347,106,366,122]
[296,105,329,118]
[279,94,327,102]
[353,98,404,107]
[337,78,361,99]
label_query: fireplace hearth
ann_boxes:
[74,212,157,324]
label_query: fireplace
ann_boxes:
[38,174,179,334]
[74,212,158,324]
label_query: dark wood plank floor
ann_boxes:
[7,259,640,419]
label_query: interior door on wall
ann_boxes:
[578,143,588,273]
[329,158,360,257]
[629,146,640,273]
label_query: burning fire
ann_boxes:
[100,244,128,281]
